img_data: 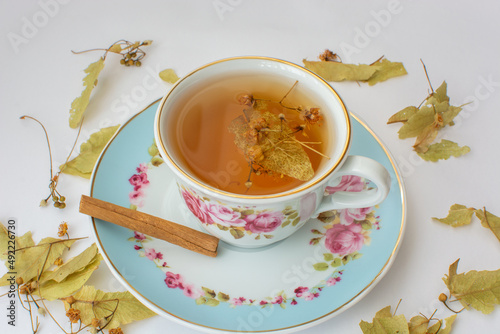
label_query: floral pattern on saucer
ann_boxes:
[125,147,381,309]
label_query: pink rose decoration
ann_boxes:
[129,188,145,207]
[206,203,246,227]
[144,248,163,261]
[134,231,146,240]
[182,283,203,299]
[129,173,149,190]
[325,175,364,195]
[294,286,309,297]
[324,223,365,256]
[182,190,212,224]
[136,163,148,173]
[164,272,183,289]
[231,297,246,306]
[326,276,342,286]
[272,296,284,304]
[244,211,283,233]
[340,207,372,225]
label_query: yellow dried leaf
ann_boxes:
[475,209,500,242]
[412,113,443,153]
[359,305,409,334]
[67,285,156,328]
[60,125,120,179]
[443,259,500,314]
[33,253,102,301]
[303,59,377,82]
[69,58,105,128]
[417,139,470,162]
[0,233,75,286]
[433,204,476,227]
[303,58,406,85]
[426,315,456,334]
[159,68,180,84]
[366,59,407,85]
[387,106,418,124]
[397,105,435,139]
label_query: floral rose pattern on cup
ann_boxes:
[179,186,300,240]
[311,176,381,271]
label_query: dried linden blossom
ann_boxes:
[228,84,327,187]
[229,108,314,182]
[303,49,407,85]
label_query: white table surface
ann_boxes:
[2,0,500,333]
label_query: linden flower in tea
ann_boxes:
[228,81,329,192]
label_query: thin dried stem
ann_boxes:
[20,116,54,180]
[482,207,500,242]
[289,138,330,159]
[369,55,385,66]
[420,59,434,94]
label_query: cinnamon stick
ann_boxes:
[80,195,218,257]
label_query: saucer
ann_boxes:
[90,99,405,333]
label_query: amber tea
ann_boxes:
[167,75,331,195]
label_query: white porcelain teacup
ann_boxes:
[154,56,391,248]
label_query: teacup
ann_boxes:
[154,56,391,248]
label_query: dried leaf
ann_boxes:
[389,77,469,161]
[107,43,123,54]
[443,259,500,314]
[426,315,456,334]
[0,233,75,286]
[359,305,409,334]
[33,252,102,301]
[433,204,476,227]
[366,59,407,85]
[417,139,470,162]
[60,125,120,179]
[159,68,180,84]
[228,108,314,181]
[397,105,435,139]
[303,60,377,82]
[475,209,500,242]
[67,285,156,328]
[408,315,428,334]
[41,243,98,283]
[69,58,105,128]
[412,113,443,153]
[387,106,418,124]
[303,58,406,85]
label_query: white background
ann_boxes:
[1,0,500,333]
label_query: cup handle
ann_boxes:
[314,155,391,213]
